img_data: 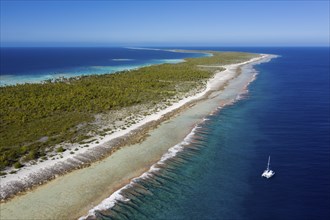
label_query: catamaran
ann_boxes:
[261,156,275,178]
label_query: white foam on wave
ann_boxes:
[80,187,130,220]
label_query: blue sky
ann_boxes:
[1,1,329,46]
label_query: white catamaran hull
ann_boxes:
[262,156,275,178]
[262,170,275,178]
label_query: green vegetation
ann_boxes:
[186,51,257,66]
[13,162,23,169]
[56,146,65,153]
[0,51,258,170]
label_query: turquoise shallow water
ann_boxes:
[88,47,329,220]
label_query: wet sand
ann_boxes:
[0,55,274,219]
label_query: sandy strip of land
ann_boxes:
[1,55,274,218]
[0,54,269,201]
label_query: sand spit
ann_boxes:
[0,54,277,220]
[0,54,271,202]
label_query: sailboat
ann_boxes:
[261,156,275,178]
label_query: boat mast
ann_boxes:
[267,156,271,170]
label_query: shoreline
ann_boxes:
[0,54,270,202]
[77,54,277,219]
[1,55,272,220]
[0,50,206,87]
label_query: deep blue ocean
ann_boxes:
[1,47,329,219]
